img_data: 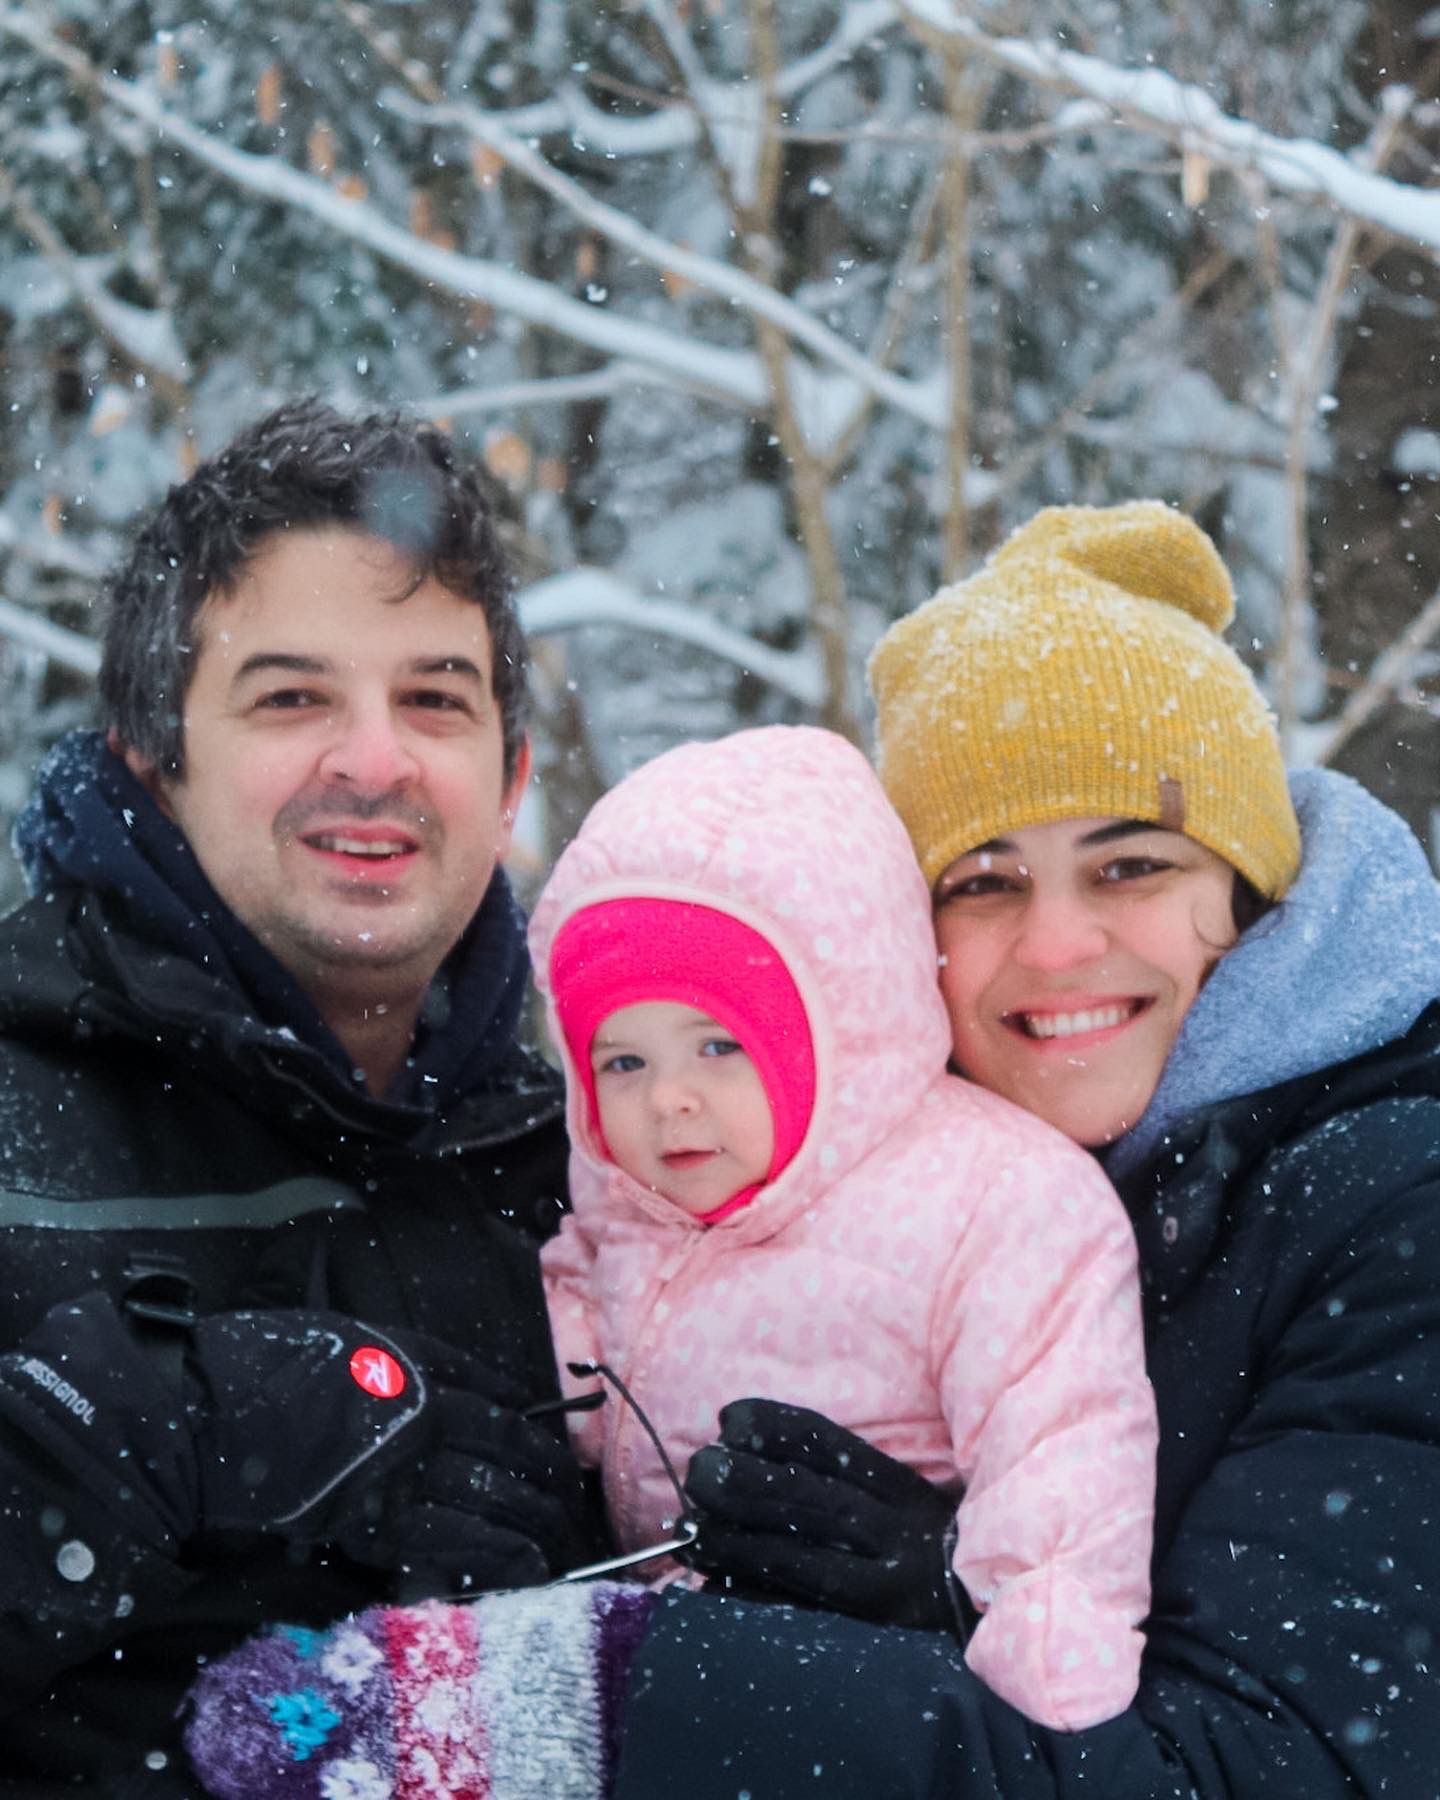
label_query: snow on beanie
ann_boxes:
[547,898,816,1219]
[868,500,1301,899]
[183,1585,656,1800]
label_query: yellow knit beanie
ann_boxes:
[868,500,1301,898]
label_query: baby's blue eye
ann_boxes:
[598,1052,644,1075]
[700,1038,743,1058]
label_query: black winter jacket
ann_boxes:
[616,1001,1440,1797]
[0,882,568,1798]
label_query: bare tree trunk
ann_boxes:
[741,0,859,742]
[1273,94,1409,751]
[526,637,607,879]
[941,49,985,582]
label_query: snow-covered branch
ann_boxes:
[0,516,106,580]
[405,365,669,421]
[0,598,100,676]
[0,566,826,706]
[0,10,771,408]
[0,163,191,384]
[378,91,947,430]
[518,569,825,707]
[1313,583,1440,766]
[900,2,1440,252]
[0,8,946,447]
[60,260,192,386]
[379,0,900,162]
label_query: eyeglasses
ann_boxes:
[526,1359,701,1585]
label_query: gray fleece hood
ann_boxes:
[1105,767,1440,1184]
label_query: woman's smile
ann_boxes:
[1002,997,1151,1042]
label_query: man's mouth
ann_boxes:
[304,831,417,860]
[1006,999,1148,1040]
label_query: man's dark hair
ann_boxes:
[99,398,529,780]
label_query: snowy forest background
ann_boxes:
[2,0,1440,914]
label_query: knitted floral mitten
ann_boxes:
[183,1584,656,1799]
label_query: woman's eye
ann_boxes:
[937,871,1015,903]
[1099,857,1170,883]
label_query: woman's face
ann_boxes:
[932,817,1239,1147]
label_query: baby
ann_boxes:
[534,723,1157,1730]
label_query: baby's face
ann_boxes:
[590,1001,774,1214]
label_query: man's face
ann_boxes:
[127,526,528,1005]
[932,816,1238,1146]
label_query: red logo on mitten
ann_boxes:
[349,1345,407,1399]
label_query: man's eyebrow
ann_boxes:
[229,653,488,682]
[232,652,328,683]
[409,656,486,681]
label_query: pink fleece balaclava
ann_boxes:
[548,899,816,1222]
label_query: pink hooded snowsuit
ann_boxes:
[531,725,1157,1730]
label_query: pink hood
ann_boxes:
[528,725,952,1240]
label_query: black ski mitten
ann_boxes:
[0,1292,591,1593]
[683,1397,974,1635]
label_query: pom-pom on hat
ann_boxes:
[868,500,1301,898]
[548,898,816,1216]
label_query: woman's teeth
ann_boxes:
[1018,1003,1136,1039]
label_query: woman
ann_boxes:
[186,502,1440,1799]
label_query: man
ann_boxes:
[0,400,593,1795]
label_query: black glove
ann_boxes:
[683,1397,975,1635]
[0,1293,591,1594]
[294,1325,596,1593]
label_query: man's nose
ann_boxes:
[1010,889,1108,972]
[318,702,419,791]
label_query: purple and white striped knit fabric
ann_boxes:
[183,1584,655,1799]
